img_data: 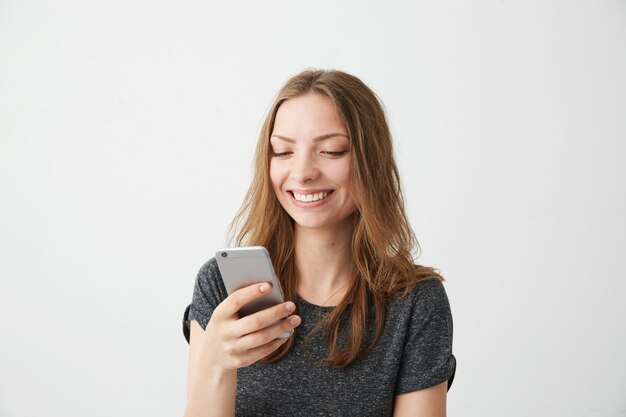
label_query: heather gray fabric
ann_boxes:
[184,258,456,417]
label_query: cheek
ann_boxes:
[269,161,286,191]
[332,159,351,186]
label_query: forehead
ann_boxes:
[272,93,347,140]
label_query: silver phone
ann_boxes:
[215,246,292,338]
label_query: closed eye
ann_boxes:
[321,151,348,157]
[272,151,292,158]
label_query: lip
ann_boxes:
[288,188,334,194]
[287,189,335,208]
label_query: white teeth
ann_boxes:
[293,191,329,202]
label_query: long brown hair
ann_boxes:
[229,69,443,367]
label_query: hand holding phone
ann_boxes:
[215,246,293,338]
[197,280,301,373]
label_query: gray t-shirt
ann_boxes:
[183,258,456,417]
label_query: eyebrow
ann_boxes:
[270,133,348,143]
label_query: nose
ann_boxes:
[290,153,319,183]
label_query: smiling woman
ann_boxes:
[183,69,456,417]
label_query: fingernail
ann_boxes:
[289,316,301,326]
[259,283,270,292]
[285,302,295,312]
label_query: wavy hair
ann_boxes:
[229,69,443,367]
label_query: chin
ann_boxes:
[291,213,355,231]
[291,217,328,230]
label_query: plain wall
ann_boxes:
[1,1,625,416]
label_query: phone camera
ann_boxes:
[221,252,228,258]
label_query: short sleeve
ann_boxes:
[182,258,229,343]
[395,279,457,394]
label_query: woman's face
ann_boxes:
[269,92,356,232]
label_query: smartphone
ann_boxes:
[215,246,292,338]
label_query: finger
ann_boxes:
[235,301,297,336]
[215,282,273,318]
[234,337,289,368]
[238,315,301,351]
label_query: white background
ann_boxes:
[1,1,625,416]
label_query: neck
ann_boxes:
[294,218,354,307]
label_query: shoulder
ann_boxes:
[390,278,451,317]
[385,278,454,360]
[196,257,221,281]
[412,279,451,311]
[194,257,227,298]
[187,258,228,329]
[389,278,456,393]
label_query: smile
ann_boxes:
[290,190,333,203]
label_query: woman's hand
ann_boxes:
[184,283,300,417]
[203,282,301,370]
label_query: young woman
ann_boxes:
[182,69,456,417]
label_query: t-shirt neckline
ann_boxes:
[295,294,336,312]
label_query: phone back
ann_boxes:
[215,246,285,317]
